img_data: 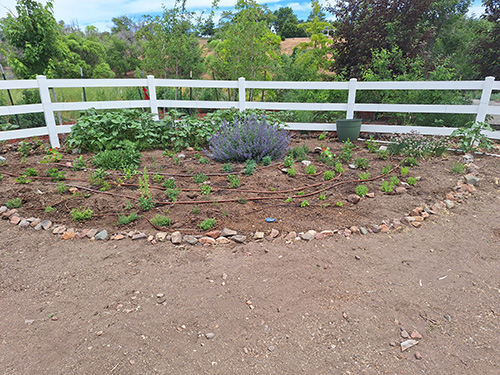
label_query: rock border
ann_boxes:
[0,176,478,247]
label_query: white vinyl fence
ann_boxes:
[0,75,499,148]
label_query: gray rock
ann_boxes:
[232,235,247,243]
[132,233,147,240]
[183,235,198,245]
[171,231,183,244]
[359,227,368,235]
[464,174,480,186]
[95,230,109,241]
[443,199,455,209]
[221,228,237,237]
[300,230,317,241]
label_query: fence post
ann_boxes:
[476,76,495,123]
[37,75,60,148]
[238,77,246,112]
[346,78,357,119]
[147,75,159,121]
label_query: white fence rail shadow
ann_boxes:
[0,75,499,148]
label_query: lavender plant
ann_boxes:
[206,115,290,163]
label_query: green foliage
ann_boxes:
[300,200,310,207]
[323,170,335,181]
[92,142,142,170]
[150,214,172,228]
[117,212,139,225]
[283,155,294,168]
[355,184,369,197]
[221,163,233,173]
[5,197,22,208]
[381,165,392,175]
[353,157,369,169]
[262,155,272,166]
[165,188,180,202]
[407,177,418,186]
[200,184,212,195]
[72,156,87,171]
[70,207,94,221]
[358,172,370,180]
[46,168,66,181]
[227,175,241,189]
[450,162,466,174]
[243,160,257,176]
[44,206,56,213]
[450,122,495,153]
[305,164,317,175]
[287,167,297,177]
[193,173,208,184]
[199,218,217,230]
[288,144,309,161]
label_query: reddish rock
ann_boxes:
[199,237,216,246]
[206,230,221,239]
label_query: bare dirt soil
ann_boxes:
[1,135,500,374]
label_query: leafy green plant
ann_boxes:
[46,168,66,181]
[283,155,294,168]
[323,170,335,181]
[407,177,418,186]
[70,207,94,221]
[117,212,139,225]
[381,165,392,175]
[25,168,38,176]
[300,200,310,207]
[355,184,369,197]
[199,218,217,230]
[193,173,208,184]
[15,175,31,184]
[5,197,22,208]
[450,121,494,153]
[358,172,370,180]
[243,160,257,176]
[72,156,87,171]
[150,214,172,227]
[200,184,212,195]
[450,162,466,174]
[353,157,369,169]
[221,163,233,173]
[165,188,180,202]
[262,155,272,166]
[305,164,317,175]
[44,206,56,213]
[227,175,241,188]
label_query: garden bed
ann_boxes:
[0,132,491,239]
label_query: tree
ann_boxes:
[472,0,500,78]
[206,0,281,81]
[326,0,435,77]
[139,0,203,79]
[273,7,307,39]
[1,0,67,78]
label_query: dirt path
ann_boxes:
[1,181,500,374]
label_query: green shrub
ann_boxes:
[355,184,369,197]
[117,212,139,225]
[5,197,22,208]
[150,214,172,227]
[71,207,94,221]
[199,218,217,230]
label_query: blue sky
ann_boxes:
[0,0,487,31]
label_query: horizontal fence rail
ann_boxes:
[0,75,498,148]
